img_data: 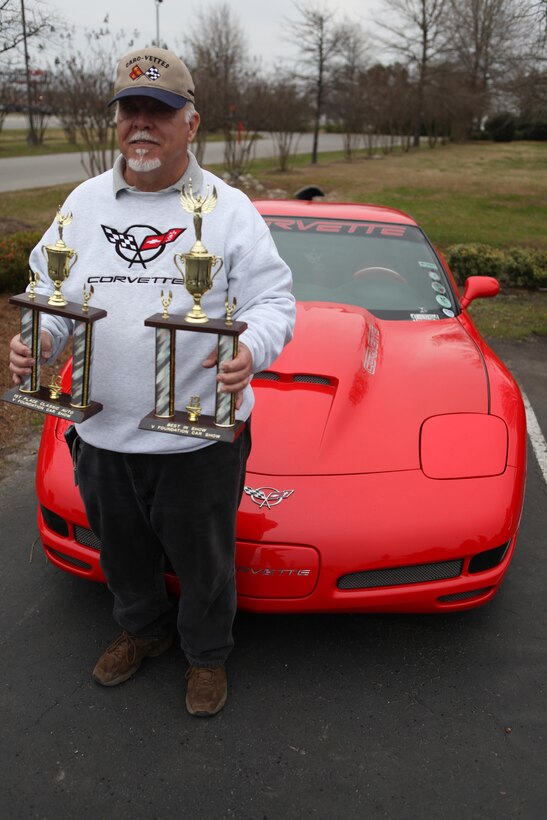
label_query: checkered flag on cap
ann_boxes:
[102,225,139,252]
[145,66,161,81]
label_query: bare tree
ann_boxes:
[375,0,448,146]
[329,24,369,160]
[527,1,547,52]
[444,0,536,130]
[514,71,547,120]
[261,75,311,171]
[0,1,62,143]
[360,63,416,152]
[0,0,57,57]
[424,61,478,142]
[0,74,16,130]
[283,1,346,164]
[47,27,138,176]
[184,2,250,168]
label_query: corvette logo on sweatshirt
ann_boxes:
[102,224,185,268]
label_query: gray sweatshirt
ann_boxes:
[31,152,295,454]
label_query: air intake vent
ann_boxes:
[293,374,331,385]
[40,505,69,537]
[338,559,463,590]
[438,587,493,603]
[48,548,92,571]
[75,526,101,551]
[254,372,332,385]
[468,543,510,574]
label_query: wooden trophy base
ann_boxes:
[9,292,107,322]
[2,385,103,423]
[139,410,246,443]
[5,292,107,423]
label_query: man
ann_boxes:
[9,47,295,717]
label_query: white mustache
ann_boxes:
[129,131,159,144]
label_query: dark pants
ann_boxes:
[76,425,251,667]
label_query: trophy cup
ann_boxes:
[1,210,107,422]
[173,182,224,323]
[139,183,247,443]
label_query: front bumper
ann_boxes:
[38,464,524,614]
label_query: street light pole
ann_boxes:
[155,0,163,47]
[20,0,38,145]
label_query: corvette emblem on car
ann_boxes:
[244,486,294,509]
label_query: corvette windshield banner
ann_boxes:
[263,216,418,240]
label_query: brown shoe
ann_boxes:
[92,630,173,686]
[185,666,227,717]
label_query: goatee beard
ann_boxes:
[127,156,162,173]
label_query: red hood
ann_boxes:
[249,303,488,476]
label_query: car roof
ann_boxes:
[253,199,419,227]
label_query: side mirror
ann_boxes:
[460,276,500,310]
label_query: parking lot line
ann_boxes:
[522,389,547,485]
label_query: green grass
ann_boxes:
[0,128,83,157]
[373,189,547,249]
[468,291,547,339]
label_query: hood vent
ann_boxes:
[293,374,331,385]
[254,371,332,386]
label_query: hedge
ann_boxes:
[0,230,41,293]
[1,230,546,294]
[445,244,547,289]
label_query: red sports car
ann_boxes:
[35,198,527,613]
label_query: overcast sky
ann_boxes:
[45,0,388,68]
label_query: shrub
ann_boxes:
[0,230,41,293]
[484,111,516,142]
[506,248,547,289]
[446,244,547,289]
[446,244,507,285]
[515,118,547,141]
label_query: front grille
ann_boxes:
[338,559,463,590]
[254,372,280,381]
[72,527,175,575]
[74,526,101,551]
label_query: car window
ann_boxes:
[264,215,457,321]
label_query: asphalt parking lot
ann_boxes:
[1,336,546,820]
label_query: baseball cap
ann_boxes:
[108,46,195,109]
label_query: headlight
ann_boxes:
[420,413,508,479]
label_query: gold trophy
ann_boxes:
[1,210,107,422]
[139,183,247,443]
[173,182,224,323]
[42,210,78,307]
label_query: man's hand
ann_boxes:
[9,331,53,385]
[202,342,253,410]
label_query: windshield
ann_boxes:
[265,215,457,320]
